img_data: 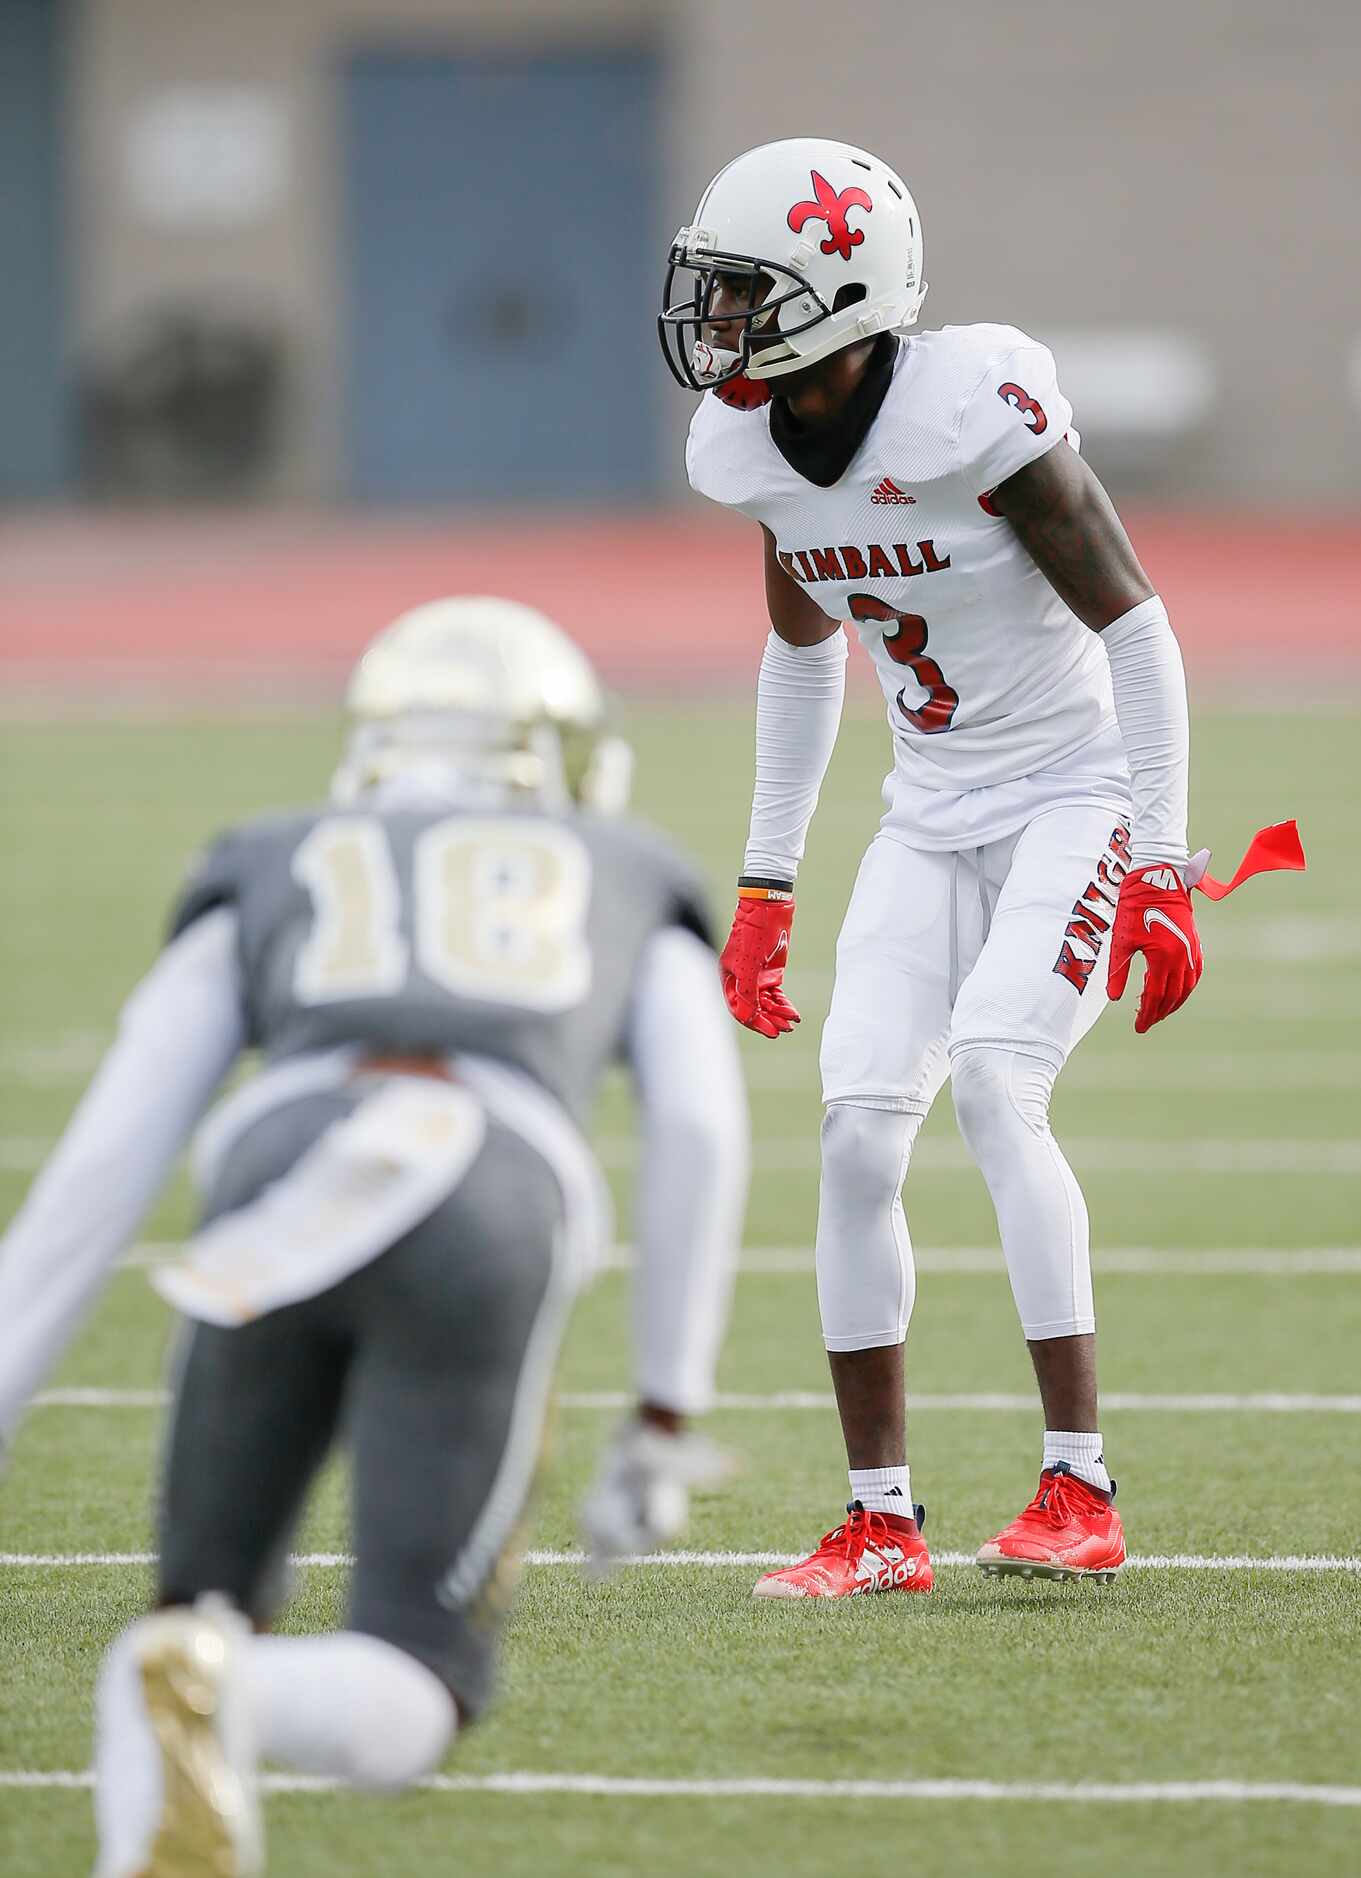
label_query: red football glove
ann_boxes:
[720,891,799,1038]
[1107,864,1204,1034]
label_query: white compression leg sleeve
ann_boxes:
[950,1047,1094,1339]
[94,1623,166,1878]
[246,1632,455,1789]
[816,1103,923,1352]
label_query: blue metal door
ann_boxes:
[0,0,67,497]
[345,48,661,503]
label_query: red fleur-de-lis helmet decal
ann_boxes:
[787,169,873,261]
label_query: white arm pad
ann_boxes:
[625,927,749,1416]
[742,628,847,881]
[0,910,245,1448]
[1101,595,1190,869]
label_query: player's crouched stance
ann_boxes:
[0,599,748,1875]
[662,137,1302,1600]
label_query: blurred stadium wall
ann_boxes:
[3,0,1360,510]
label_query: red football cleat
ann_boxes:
[976,1464,1125,1583]
[753,1501,933,1599]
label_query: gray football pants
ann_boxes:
[157,1087,571,1721]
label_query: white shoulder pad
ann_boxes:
[952,325,1074,498]
[684,392,773,510]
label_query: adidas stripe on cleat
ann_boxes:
[753,1501,933,1599]
[976,1464,1126,1584]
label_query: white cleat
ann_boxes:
[134,1597,262,1877]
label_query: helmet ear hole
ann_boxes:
[832,282,868,313]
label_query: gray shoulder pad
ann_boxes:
[167,831,244,944]
[608,817,714,949]
[662,849,713,949]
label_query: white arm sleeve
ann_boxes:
[0,909,246,1448]
[742,628,847,881]
[1100,595,1191,869]
[626,927,750,1416]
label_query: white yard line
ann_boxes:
[10,1038,1361,1092]
[8,1135,1361,1179]
[19,1035,1353,1103]
[1,1138,62,1172]
[782,974,1356,1021]
[0,1033,110,1083]
[740,1051,1361,1094]
[1063,1049,1361,1089]
[118,1242,1361,1275]
[30,1388,1361,1412]
[715,1247,1361,1275]
[0,1768,1357,1805]
[35,1390,170,1408]
[588,1138,1361,1175]
[610,1245,1361,1276]
[0,1768,1356,1804]
[2,1549,1358,1574]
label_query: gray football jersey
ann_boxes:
[170,804,712,1125]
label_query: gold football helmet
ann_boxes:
[332,596,631,813]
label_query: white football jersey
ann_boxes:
[687,324,1131,848]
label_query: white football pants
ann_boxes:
[816,805,1124,1350]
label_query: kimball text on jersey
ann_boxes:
[777,540,952,585]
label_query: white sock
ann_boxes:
[94,1601,257,1878]
[93,1622,165,1878]
[1043,1430,1112,1494]
[848,1465,913,1517]
[93,1622,456,1876]
[246,1631,456,1790]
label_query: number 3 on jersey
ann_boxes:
[848,593,959,734]
[997,380,1047,434]
[292,816,592,1011]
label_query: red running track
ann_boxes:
[1,509,1357,696]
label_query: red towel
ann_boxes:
[1190,820,1307,902]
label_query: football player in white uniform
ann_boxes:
[662,137,1299,1596]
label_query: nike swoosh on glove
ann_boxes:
[720,894,799,1038]
[1107,865,1204,1034]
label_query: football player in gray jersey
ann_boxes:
[0,597,749,1878]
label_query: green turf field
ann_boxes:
[1,703,1359,1877]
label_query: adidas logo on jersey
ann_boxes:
[870,476,916,505]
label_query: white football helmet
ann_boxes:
[331,596,631,813]
[659,137,926,400]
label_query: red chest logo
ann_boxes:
[787,170,872,261]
